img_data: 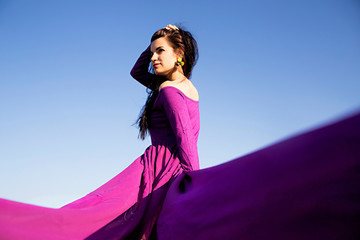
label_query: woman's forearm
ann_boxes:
[130,45,155,89]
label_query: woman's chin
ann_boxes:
[154,71,165,76]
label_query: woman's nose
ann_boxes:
[151,53,157,62]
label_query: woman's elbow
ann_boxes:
[130,68,136,79]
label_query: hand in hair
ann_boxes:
[164,24,179,31]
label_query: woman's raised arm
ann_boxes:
[130,45,156,90]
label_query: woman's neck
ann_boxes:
[166,71,186,83]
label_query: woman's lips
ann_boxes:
[153,63,160,68]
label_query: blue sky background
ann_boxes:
[0,0,359,208]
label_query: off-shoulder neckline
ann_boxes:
[159,86,199,103]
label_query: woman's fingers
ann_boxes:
[165,24,179,30]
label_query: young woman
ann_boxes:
[85,24,200,239]
[0,24,200,240]
[132,24,200,172]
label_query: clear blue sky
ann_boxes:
[1,0,359,208]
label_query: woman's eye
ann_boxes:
[158,49,164,52]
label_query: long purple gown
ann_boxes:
[0,44,359,240]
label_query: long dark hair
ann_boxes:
[136,25,199,140]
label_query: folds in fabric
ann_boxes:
[157,111,360,240]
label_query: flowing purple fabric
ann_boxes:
[157,111,360,240]
[1,111,359,240]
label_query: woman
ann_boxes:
[0,24,200,240]
[132,23,200,172]
[85,24,200,239]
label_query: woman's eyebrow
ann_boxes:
[151,46,164,53]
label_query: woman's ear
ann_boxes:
[175,48,184,60]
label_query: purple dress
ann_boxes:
[0,46,200,239]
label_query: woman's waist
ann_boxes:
[150,134,177,146]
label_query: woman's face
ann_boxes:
[150,37,178,76]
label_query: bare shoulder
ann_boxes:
[159,80,199,101]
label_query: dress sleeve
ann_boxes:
[161,87,199,171]
[130,45,156,90]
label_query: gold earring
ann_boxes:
[177,57,184,66]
